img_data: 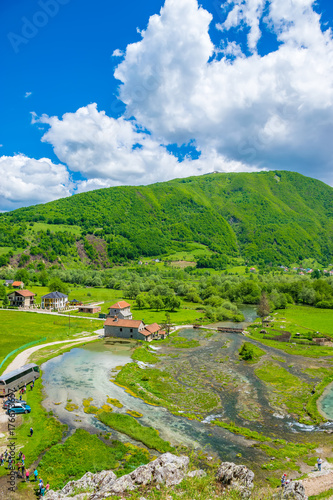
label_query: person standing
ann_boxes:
[30,382,33,391]
[25,469,30,482]
[30,427,33,437]
[46,482,50,492]
[317,458,323,471]
[34,468,38,482]
[281,473,287,488]
[0,454,3,466]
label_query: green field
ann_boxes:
[0,310,101,369]
[280,305,333,335]
[29,222,82,235]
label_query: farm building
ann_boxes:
[12,281,24,289]
[109,301,132,320]
[8,290,35,308]
[104,317,167,341]
[41,291,68,310]
[78,304,101,314]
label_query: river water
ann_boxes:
[41,318,330,463]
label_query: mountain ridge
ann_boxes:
[0,170,332,267]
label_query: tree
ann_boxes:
[2,294,9,309]
[0,284,6,300]
[48,277,69,295]
[39,270,49,287]
[136,293,148,309]
[165,295,181,311]
[149,295,164,311]
[15,268,29,284]
[257,292,270,325]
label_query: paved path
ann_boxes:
[303,462,333,497]
[3,332,101,374]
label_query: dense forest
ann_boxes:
[0,170,332,268]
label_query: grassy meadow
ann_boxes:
[0,310,101,369]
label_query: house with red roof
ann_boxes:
[8,290,35,308]
[104,317,167,341]
[12,281,24,289]
[109,300,132,320]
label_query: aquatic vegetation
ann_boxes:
[107,396,124,408]
[65,403,79,412]
[96,412,174,453]
[132,347,159,363]
[239,342,266,363]
[126,410,143,418]
[255,362,311,421]
[98,404,113,413]
[212,420,270,442]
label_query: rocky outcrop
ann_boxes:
[47,453,189,499]
[280,481,307,500]
[216,462,254,498]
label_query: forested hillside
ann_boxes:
[0,170,332,268]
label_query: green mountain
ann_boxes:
[1,170,333,268]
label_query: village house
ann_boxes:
[108,301,132,320]
[12,281,24,289]
[41,291,68,310]
[104,317,167,342]
[4,280,14,287]
[78,304,101,314]
[8,290,35,308]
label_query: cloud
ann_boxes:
[0,155,73,210]
[24,92,32,98]
[112,49,124,57]
[35,103,254,189]
[113,0,333,185]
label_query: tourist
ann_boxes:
[317,457,323,471]
[46,482,50,492]
[281,473,287,488]
[34,468,38,481]
[0,454,4,466]
[30,382,33,391]
[18,451,22,460]
[40,486,46,496]
[30,427,33,437]
[39,478,44,493]
[25,469,30,482]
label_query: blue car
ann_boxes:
[7,403,31,415]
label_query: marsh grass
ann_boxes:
[96,412,174,453]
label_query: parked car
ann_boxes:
[3,399,27,409]
[6,403,31,415]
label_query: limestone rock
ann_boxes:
[187,469,207,478]
[48,453,189,499]
[281,481,307,500]
[216,462,254,498]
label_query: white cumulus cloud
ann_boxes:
[0,155,72,210]
[113,0,333,185]
[36,103,254,189]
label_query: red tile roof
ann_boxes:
[145,323,161,334]
[12,281,23,286]
[104,317,143,328]
[15,290,35,297]
[109,301,131,310]
[140,329,153,337]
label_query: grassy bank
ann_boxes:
[38,429,151,490]
[0,376,65,477]
[96,412,174,453]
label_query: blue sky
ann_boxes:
[1,0,333,210]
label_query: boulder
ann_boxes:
[216,462,254,498]
[281,481,307,500]
[48,453,189,499]
[187,469,207,478]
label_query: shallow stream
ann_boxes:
[41,324,332,463]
